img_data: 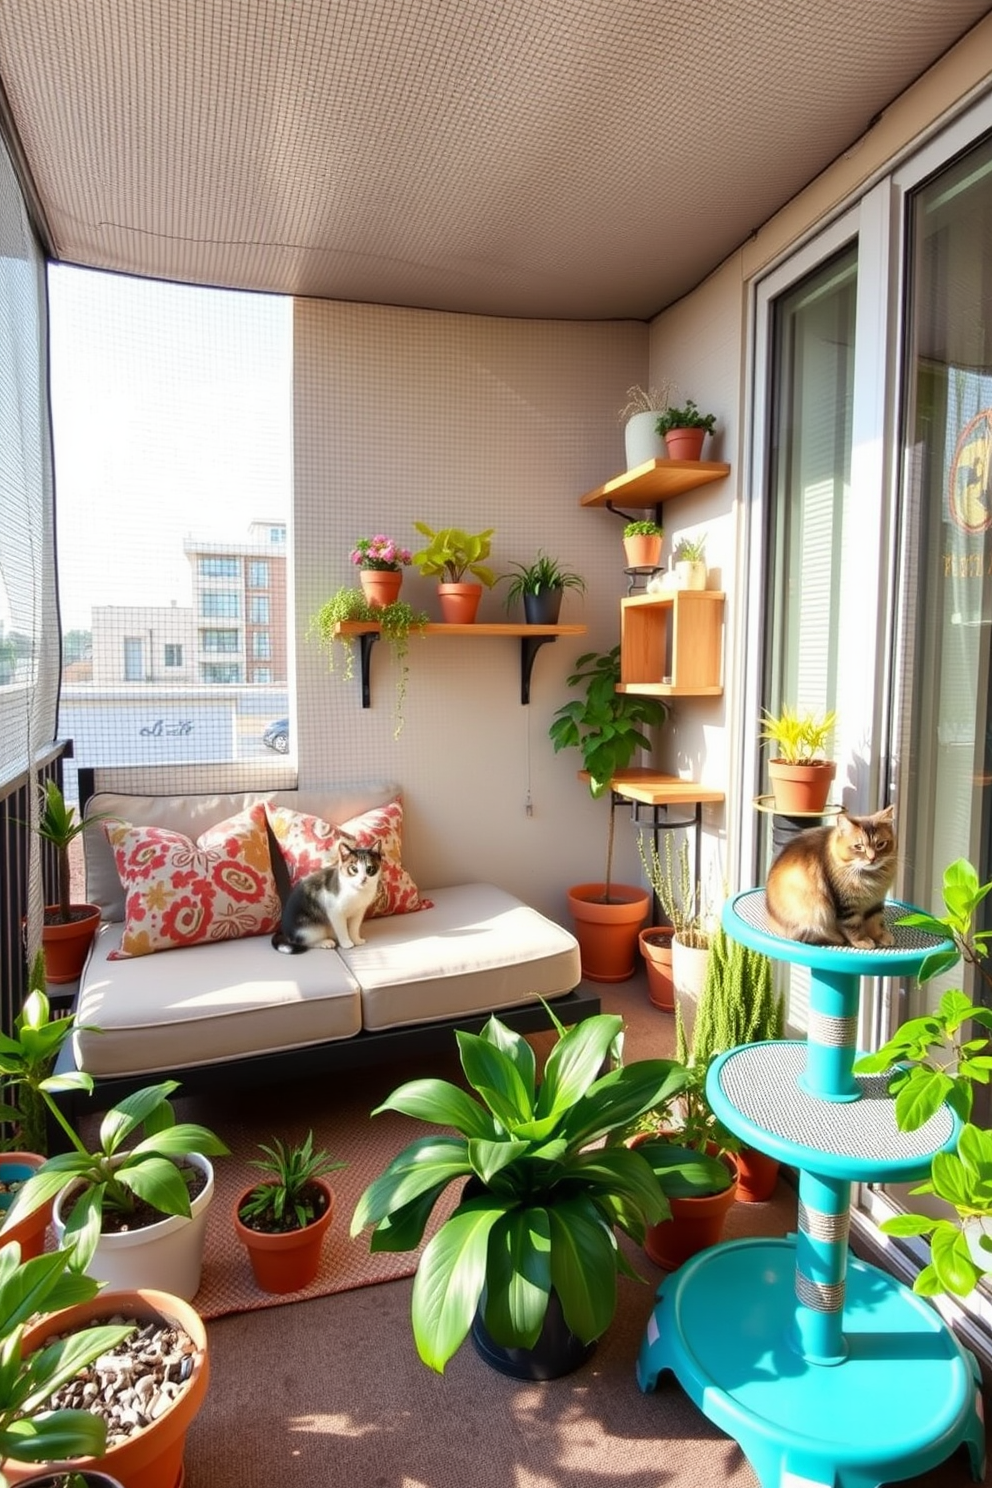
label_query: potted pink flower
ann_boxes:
[350,534,413,608]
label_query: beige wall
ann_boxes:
[293,303,650,920]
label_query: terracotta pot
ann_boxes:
[0,1152,52,1260]
[567,884,650,983]
[639,926,675,1010]
[437,582,482,623]
[359,568,402,608]
[767,758,836,814]
[8,1289,209,1488]
[664,427,707,461]
[234,1177,335,1293]
[522,587,562,625]
[41,904,101,984]
[643,1153,738,1271]
[735,1146,780,1203]
[622,534,663,569]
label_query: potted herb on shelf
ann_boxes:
[618,382,677,469]
[655,399,717,461]
[622,520,664,570]
[673,532,707,590]
[20,781,112,985]
[759,704,837,814]
[351,1006,691,1377]
[349,532,413,609]
[309,587,429,738]
[550,647,667,981]
[500,551,585,625]
[411,522,497,624]
[1,1077,229,1301]
[234,1130,346,1294]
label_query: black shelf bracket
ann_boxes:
[605,498,664,528]
[520,634,556,704]
[358,631,379,708]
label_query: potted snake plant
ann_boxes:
[234,1130,346,1294]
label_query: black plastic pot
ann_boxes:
[471,1290,595,1380]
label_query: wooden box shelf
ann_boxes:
[618,590,724,696]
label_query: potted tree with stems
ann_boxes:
[309,587,429,738]
[1,1078,229,1303]
[622,520,664,570]
[499,551,585,625]
[655,399,717,461]
[759,705,837,814]
[351,1005,691,1378]
[638,834,717,1037]
[234,1130,346,1294]
[22,781,112,986]
[853,858,992,1297]
[411,522,497,624]
[618,382,677,469]
[550,647,668,982]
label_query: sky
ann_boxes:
[47,267,293,631]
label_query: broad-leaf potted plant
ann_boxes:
[21,782,112,986]
[618,382,677,469]
[622,520,664,571]
[1,1078,229,1302]
[655,398,717,461]
[499,550,585,625]
[349,532,413,609]
[853,858,992,1297]
[411,522,497,623]
[549,647,668,981]
[234,1130,346,1294]
[309,587,429,738]
[351,1006,691,1377]
[759,704,837,814]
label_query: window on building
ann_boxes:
[199,557,240,579]
[164,644,182,667]
[254,667,272,684]
[201,663,241,684]
[202,629,239,653]
[249,595,269,624]
[269,526,286,544]
[249,561,269,588]
[253,632,271,659]
[201,592,240,619]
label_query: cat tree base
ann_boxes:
[638,1235,985,1488]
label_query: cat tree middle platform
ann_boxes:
[637,891,986,1488]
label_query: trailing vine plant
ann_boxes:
[309,587,428,738]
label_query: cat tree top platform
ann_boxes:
[725,889,951,977]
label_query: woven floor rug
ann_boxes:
[152,1056,467,1322]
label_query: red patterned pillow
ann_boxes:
[105,804,282,958]
[265,798,431,918]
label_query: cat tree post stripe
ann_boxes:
[792,1170,851,1365]
[799,968,862,1102]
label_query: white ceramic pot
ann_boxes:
[53,1152,214,1302]
[675,559,707,591]
[672,937,711,1046]
[624,410,667,469]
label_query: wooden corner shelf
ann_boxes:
[618,590,725,696]
[331,621,586,706]
[579,458,731,524]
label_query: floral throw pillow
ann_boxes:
[105,803,282,958]
[265,798,431,918]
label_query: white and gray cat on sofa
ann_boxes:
[272,841,382,953]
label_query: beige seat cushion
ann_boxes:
[74,921,362,1077]
[342,884,580,1032]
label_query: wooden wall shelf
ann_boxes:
[332,621,586,706]
[579,458,731,526]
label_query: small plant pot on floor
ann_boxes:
[40,904,101,984]
[643,1150,738,1272]
[0,1152,52,1260]
[735,1146,780,1203]
[639,926,675,1010]
[567,884,650,983]
[234,1176,336,1293]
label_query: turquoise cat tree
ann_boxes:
[637,888,985,1488]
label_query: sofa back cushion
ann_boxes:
[85,781,402,921]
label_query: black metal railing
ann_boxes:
[0,742,68,1036]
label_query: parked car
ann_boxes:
[262,718,290,753]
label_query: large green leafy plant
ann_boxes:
[1,1079,229,1271]
[549,646,667,898]
[853,858,992,1297]
[351,1008,689,1372]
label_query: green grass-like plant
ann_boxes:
[759,704,836,763]
[238,1130,345,1233]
